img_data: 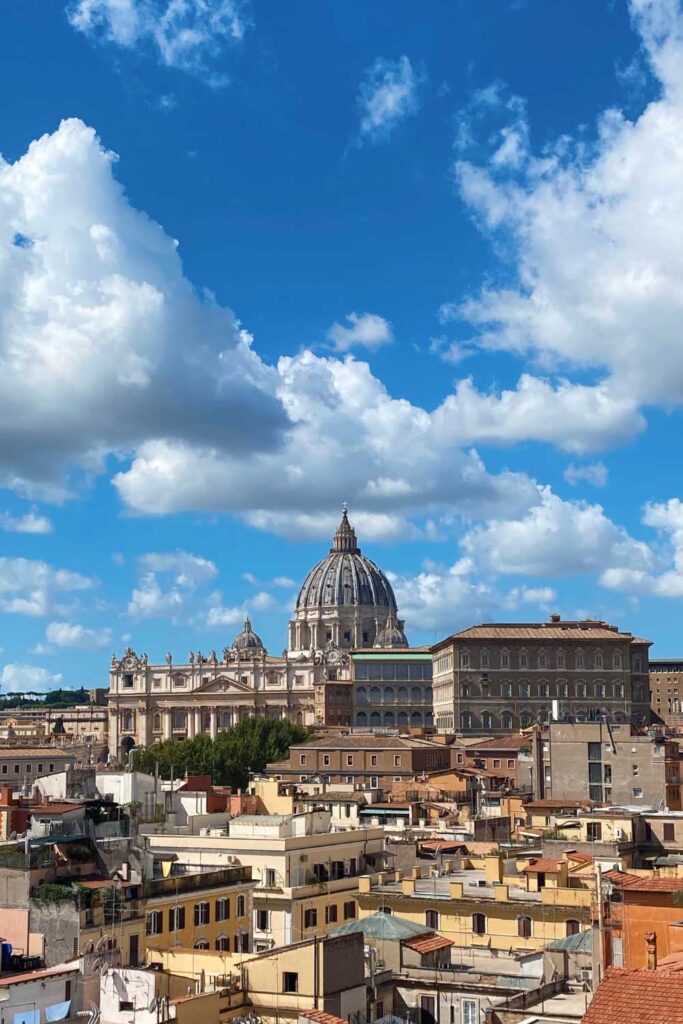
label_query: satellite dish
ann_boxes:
[84,941,95,955]
[92,958,102,972]
[96,935,109,952]
[148,998,158,1012]
[100,964,110,977]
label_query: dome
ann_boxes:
[295,509,398,611]
[374,614,408,649]
[232,616,265,652]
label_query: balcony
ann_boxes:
[143,865,252,899]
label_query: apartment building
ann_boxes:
[450,733,533,788]
[143,864,255,956]
[355,862,591,952]
[141,809,385,950]
[0,748,76,791]
[432,616,651,735]
[650,658,683,727]
[532,721,682,809]
[265,734,450,791]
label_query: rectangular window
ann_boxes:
[304,909,317,928]
[633,787,644,799]
[507,759,515,769]
[557,652,565,668]
[370,776,379,788]
[346,754,353,767]
[540,683,549,697]
[481,652,489,669]
[588,742,602,761]
[664,822,675,841]
[1,766,6,775]
[169,907,185,931]
[502,683,512,698]
[393,755,401,767]
[26,764,32,774]
[344,900,356,920]
[462,1000,478,1024]
[215,898,229,921]
[300,754,307,766]
[49,763,54,772]
[370,754,378,766]
[501,653,509,668]
[520,653,528,668]
[194,902,210,926]
[282,972,298,994]
[146,912,162,936]
[38,763,43,773]
[493,759,501,768]
[14,765,19,774]
[587,822,602,841]
[520,684,530,698]
[256,909,269,931]
[323,755,330,766]
[122,674,134,688]
[325,905,338,924]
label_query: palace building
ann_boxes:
[108,509,412,758]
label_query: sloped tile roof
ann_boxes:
[583,967,683,1023]
[403,934,454,954]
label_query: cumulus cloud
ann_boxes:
[128,550,216,619]
[0,663,63,693]
[66,0,248,80]
[0,557,95,616]
[357,56,420,142]
[205,592,244,627]
[0,508,53,533]
[564,462,609,488]
[448,0,683,445]
[462,488,653,578]
[0,118,286,500]
[602,498,683,596]
[46,621,112,649]
[328,313,393,353]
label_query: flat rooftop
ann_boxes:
[370,869,542,903]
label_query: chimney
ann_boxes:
[646,931,657,970]
[550,613,561,623]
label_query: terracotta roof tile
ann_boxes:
[302,1011,347,1024]
[403,935,454,954]
[0,964,79,987]
[521,858,561,873]
[583,967,683,1023]
[432,622,651,644]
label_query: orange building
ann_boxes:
[600,871,683,970]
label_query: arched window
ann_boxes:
[152,713,161,733]
[426,910,439,929]
[411,711,423,726]
[566,919,581,937]
[357,712,368,726]
[397,712,408,726]
[501,712,513,730]
[411,687,421,703]
[378,906,393,915]
[461,712,472,731]
[194,940,209,950]
[383,686,395,703]
[236,895,246,917]
[518,916,532,939]
[482,712,493,731]
[215,936,229,951]
[222,711,231,728]
[398,687,408,703]
[520,711,533,727]
[425,712,433,726]
[384,712,395,726]
[370,712,381,727]
[122,711,134,732]
[357,687,367,703]
[472,913,486,936]
[370,686,381,703]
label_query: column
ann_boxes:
[163,709,172,741]
[210,709,217,740]
[187,711,195,739]
[194,708,202,735]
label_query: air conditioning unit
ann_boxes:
[580,968,592,982]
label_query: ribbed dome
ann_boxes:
[232,616,265,652]
[374,614,408,649]
[296,509,398,611]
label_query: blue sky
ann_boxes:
[2,0,683,692]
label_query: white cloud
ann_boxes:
[66,0,248,79]
[251,591,275,611]
[0,557,94,616]
[462,488,652,578]
[46,621,112,649]
[328,313,393,353]
[0,663,63,693]
[128,551,216,619]
[447,0,683,445]
[602,498,683,596]
[139,550,217,587]
[0,118,286,500]
[564,462,609,488]
[205,591,244,627]
[357,56,419,142]
[0,508,53,533]
[272,576,295,588]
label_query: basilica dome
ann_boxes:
[296,509,397,611]
[232,616,264,652]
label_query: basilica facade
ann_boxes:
[108,509,410,758]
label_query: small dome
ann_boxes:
[232,616,265,652]
[374,614,408,649]
[296,509,398,611]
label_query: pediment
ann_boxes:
[193,674,254,694]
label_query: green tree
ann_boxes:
[132,718,308,789]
